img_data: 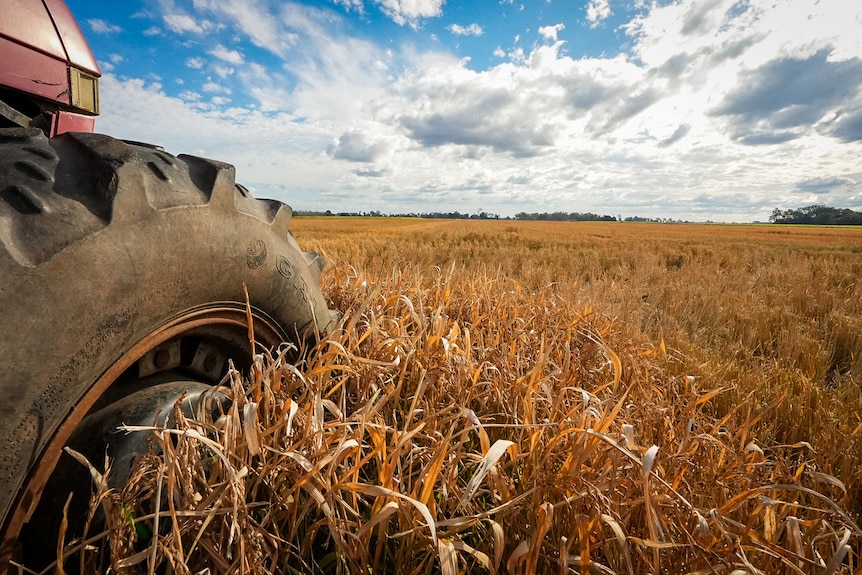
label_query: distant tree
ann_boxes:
[624,216,654,222]
[770,205,862,225]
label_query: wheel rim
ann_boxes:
[2,302,287,566]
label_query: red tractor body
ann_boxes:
[0,0,101,135]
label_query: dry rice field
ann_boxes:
[60,219,862,574]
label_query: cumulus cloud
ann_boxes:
[201,81,230,94]
[400,113,556,158]
[87,19,122,34]
[449,23,483,36]
[163,13,206,34]
[178,90,200,101]
[395,49,598,156]
[212,64,235,78]
[328,130,389,163]
[830,106,862,143]
[210,45,244,65]
[602,89,661,134]
[374,0,444,27]
[680,0,725,35]
[712,49,862,145]
[658,123,691,148]
[794,177,856,194]
[538,23,565,42]
[585,0,612,28]
[507,46,526,64]
[333,0,365,12]
[186,57,205,69]
[713,50,862,123]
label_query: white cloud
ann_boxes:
[508,46,526,64]
[657,123,691,148]
[186,57,205,69]
[328,130,391,163]
[96,74,365,206]
[334,0,364,12]
[374,0,444,28]
[794,176,856,194]
[163,13,205,34]
[157,0,222,34]
[212,64,235,79]
[98,0,862,221]
[538,23,565,42]
[586,0,612,28]
[201,80,230,94]
[209,45,244,65]
[449,23,483,36]
[87,18,122,34]
[219,3,391,122]
[143,26,161,36]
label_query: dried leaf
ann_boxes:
[458,439,515,510]
[243,402,260,456]
[438,538,458,575]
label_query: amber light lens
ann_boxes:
[70,67,99,115]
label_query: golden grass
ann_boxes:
[40,219,862,573]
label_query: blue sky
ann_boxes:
[65,0,862,221]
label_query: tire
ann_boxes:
[0,127,337,564]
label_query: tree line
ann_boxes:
[296,204,862,224]
[770,205,862,225]
[294,210,617,221]
[514,211,617,221]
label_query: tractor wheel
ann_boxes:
[0,127,337,568]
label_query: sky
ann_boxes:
[64,0,862,222]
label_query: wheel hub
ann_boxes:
[3,303,286,570]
